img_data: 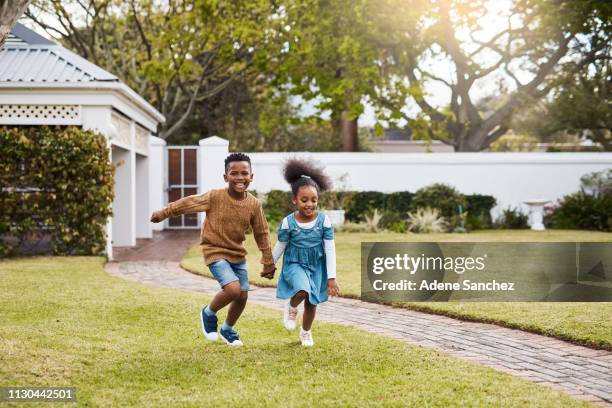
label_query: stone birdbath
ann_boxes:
[523,199,552,231]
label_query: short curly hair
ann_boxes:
[224,152,251,173]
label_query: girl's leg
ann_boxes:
[226,291,248,326]
[209,281,241,312]
[290,290,308,307]
[302,300,316,331]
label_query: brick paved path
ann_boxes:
[105,260,612,406]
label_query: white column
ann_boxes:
[82,106,114,258]
[149,136,167,231]
[199,136,229,227]
[111,146,136,246]
[199,136,229,193]
[135,154,151,238]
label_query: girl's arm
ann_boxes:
[272,217,290,264]
[324,239,336,279]
[272,241,287,264]
[325,238,340,297]
[323,214,340,296]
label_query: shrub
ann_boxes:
[465,194,497,230]
[344,191,386,222]
[495,207,529,229]
[548,169,611,231]
[379,210,407,232]
[386,191,414,215]
[0,126,114,256]
[411,183,466,229]
[580,169,612,198]
[319,191,356,211]
[407,208,448,233]
[363,209,383,232]
[387,221,407,233]
[262,190,293,228]
[551,192,610,231]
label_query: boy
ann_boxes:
[150,153,275,346]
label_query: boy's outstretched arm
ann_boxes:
[251,204,276,279]
[150,191,210,223]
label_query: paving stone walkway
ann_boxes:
[105,260,612,406]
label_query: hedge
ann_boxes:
[0,126,114,256]
[260,186,497,231]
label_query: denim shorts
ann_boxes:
[207,259,249,291]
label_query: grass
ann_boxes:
[181,229,612,350]
[0,257,592,407]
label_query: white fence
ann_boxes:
[187,136,612,220]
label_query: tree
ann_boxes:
[26,0,287,140]
[372,0,611,151]
[276,0,388,151]
[513,39,611,150]
[0,0,30,48]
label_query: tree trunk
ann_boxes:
[341,110,358,151]
[0,1,31,49]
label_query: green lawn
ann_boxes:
[182,229,612,349]
[0,257,591,407]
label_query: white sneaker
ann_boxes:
[300,328,314,347]
[283,301,298,331]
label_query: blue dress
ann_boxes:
[276,212,334,305]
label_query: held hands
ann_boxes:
[150,209,166,223]
[260,263,276,280]
[327,278,340,297]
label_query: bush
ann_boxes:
[379,210,407,232]
[495,207,529,229]
[407,208,448,233]
[411,184,466,228]
[580,169,612,198]
[548,170,611,231]
[386,191,414,215]
[262,190,293,228]
[465,194,497,230]
[319,191,356,211]
[344,191,386,222]
[0,126,114,256]
[551,192,611,231]
[259,185,495,232]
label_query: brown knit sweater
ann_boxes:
[160,188,274,266]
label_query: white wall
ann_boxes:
[244,152,612,218]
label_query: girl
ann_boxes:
[272,159,340,347]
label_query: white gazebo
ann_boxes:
[0,23,167,259]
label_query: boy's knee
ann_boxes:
[223,281,241,299]
[296,290,308,300]
[238,291,248,301]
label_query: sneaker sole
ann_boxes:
[220,333,243,347]
[200,309,218,341]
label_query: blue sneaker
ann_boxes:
[200,306,218,341]
[220,327,244,347]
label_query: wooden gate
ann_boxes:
[167,146,199,228]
